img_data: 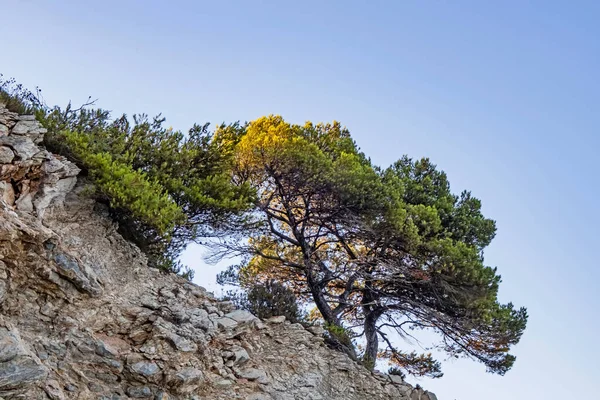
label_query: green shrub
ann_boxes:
[387,367,406,380]
[41,106,254,277]
[322,322,359,361]
[324,322,353,348]
[226,280,302,323]
[1,76,254,278]
[0,74,43,114]
[246,280,302,322]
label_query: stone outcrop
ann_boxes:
[0,105,438,399]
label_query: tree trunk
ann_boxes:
[304,260,359,360]
[306,264,340,325]
[363,312,379,370]
[361,278,382,371]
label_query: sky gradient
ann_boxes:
[2,1,598,399]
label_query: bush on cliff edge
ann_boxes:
[1,76,254,278]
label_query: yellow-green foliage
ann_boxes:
[221,115,527,377]
[324,322,354,348]
[62,130,185,235]
[1,75,255,278]
[37,105,254,278]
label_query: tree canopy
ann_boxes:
[2,77,527,378]
[217,115,527,377]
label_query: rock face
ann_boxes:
[0,105,439,400]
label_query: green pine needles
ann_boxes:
[1,77,527,379]
[1,76,253,278]
[41,107,254,278]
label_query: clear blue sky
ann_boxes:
[2,1,598,399]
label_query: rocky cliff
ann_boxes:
[0,105,438,400]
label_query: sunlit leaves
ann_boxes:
[223,115,527,377]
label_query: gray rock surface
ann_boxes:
[0,326,48,398]
[0,146,14,163]
[0,106,439,399]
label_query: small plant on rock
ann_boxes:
[223,280,303,323]
[388,367,406,381]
